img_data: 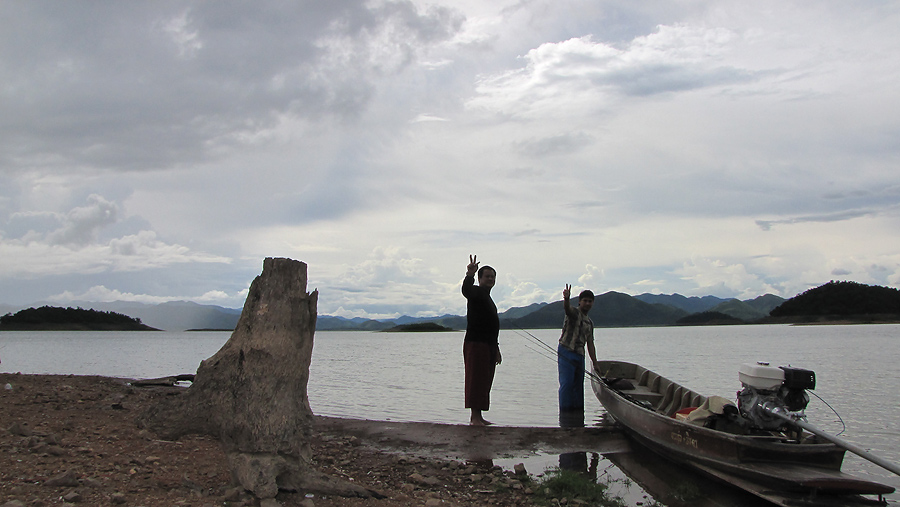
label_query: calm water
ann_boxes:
[2,325,898,503]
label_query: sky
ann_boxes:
[2,1,899,319]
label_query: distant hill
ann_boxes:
[510,291,688,328]
[501,302,549,319]
[769,281,900,321]
[744,294,786,315]
[381,322,453,332]
[61,300,242,331]
[317,316,395,331]
[0,306,159,331]
[634,293,726,313]
[708,299,767,322]
[676,311,744,326]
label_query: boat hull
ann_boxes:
[591,360,894,497]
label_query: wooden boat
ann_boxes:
[591,360,895,504]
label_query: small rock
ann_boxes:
[7,422,32,436]
[46,445,67,456]
[1,500,26,507]
[425,499,442,507]
[223,487,244,501]
[513,463,527,476]
[82,477,103,488]
[4,383,12,390]
[62,491,82,503]
[44,470,80,487]
[259,498,282,507]
[110,493,127,504]
[300,499,315,507]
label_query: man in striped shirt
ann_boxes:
[558,284,599,413]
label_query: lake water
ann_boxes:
[1,324,898,504]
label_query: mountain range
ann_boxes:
[0,293,785,332]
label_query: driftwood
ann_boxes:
[131,374,195,387]
[138,258,378,501]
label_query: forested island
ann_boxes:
[767,281,900,323]
[0,306,159,331]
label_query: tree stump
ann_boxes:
[139,257,377,500]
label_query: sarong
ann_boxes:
[463,341,496,410]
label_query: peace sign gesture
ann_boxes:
[467,254,479,276]
[563,283,572,301]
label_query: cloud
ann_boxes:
[467,25,760,118]
[3,2,900,316]
[503,276,552,309]
[318,246,456,318]
[755,209,878,231]
[674,257,777,299]
[0,1,464,174]
[48,285,239,305]
[45,194,119,246]
[411,114,450,123]
[514,132,594,158]
[577,264,604,288]
[0,194,230,279]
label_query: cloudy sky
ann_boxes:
[2,1,899,318]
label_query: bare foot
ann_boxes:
[469,418,493,427]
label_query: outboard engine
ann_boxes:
[736,362,816,431]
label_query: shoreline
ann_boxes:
[0,372,623,507]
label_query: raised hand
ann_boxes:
[563,283,571,300]
[467,254,479,276]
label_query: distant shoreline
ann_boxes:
[379,322,455,332]
[0,324,160,331]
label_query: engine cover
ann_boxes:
[739,363,784,390]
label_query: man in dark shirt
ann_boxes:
[461,254,501,426]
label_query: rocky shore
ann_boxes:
[0,373,577,507]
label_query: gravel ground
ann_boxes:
[0,373,541,507]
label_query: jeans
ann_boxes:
[558,344,585,411]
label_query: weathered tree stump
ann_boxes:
[139,257,378,501]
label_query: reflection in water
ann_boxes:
[604,444,772,507]
[559,451,599,479]
[553,407,768,506]
[558,408,600,495]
